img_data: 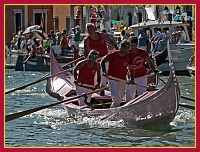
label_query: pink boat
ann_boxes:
[46,41,180,126]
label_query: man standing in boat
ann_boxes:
[84,23,118,94]
[126,36,156,102]
[73,49,101,106]
[101,40,134,108]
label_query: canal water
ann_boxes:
[5,69,195,147]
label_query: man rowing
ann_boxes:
[73,50,101,106]
[84,23,118,59]
[126,36,156,102]
[101,40,134,108]
[84,23,118,95]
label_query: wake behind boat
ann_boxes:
[46,40,180,127]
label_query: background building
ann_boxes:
[5,5,195,43]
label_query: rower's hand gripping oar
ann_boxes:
[5,87,109,122]
[5,56,84,95]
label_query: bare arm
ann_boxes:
[73,61,84,84]
[84,38,90,58]
[100,33,118,49]
[94,63,101,89]
[100,56,108,77]
[96,63,101,84]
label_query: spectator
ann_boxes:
[138,28,147,50]
[74,25,81,50]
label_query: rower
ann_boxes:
[126,36,157,102]
[73,49,101,106]
[101,39,134,108]
[84,23,118,95]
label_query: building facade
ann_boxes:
[5,5,53,43]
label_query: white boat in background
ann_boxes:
[129,20,195,75]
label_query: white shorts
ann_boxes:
[108,79,126,108]
[76,85,92,106]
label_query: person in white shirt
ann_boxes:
[177,26,186,43]
[27,34,33,52]
[158,27,170,52]
[150,27,161,51]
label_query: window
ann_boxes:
[66,17,70,33]
[33,9,47,32]
[14,12,22,33]
[35,13,46,32]
[54,16,59,31]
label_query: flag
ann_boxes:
[40,6,44,30]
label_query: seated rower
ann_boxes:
[73,49,101,106]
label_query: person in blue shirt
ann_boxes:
[138,28,147,50]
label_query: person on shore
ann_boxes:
[27,34,33,52]
[149,27,161,51]
[138,28,147,50]
[157,27,170,52]
[101,40,134,108]
[60,32,69,55]
[176,26,187,43]
[126,36,156,102]
[74,25,81,50]
[73,50,101,106]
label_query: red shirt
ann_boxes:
[60,36,68,49]
[77,60,98,88]
[129,48,148,78]
[106,50,130,80]
[86,32,108,58]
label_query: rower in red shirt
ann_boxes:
[73,50,101,106]
[84,23,118,93]
[84,23,117,59]
[126,36,156,102]
[101,40,134,108]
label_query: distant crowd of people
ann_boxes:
[8,25,82,63]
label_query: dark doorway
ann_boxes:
[128,12,132,26]
[138,12,142,23]
[35,13,46,32]
[15,13,21,33]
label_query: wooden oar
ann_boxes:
[5,87,109,122]
[179,103,195,110]
[5,56,84,95]
[158,77,195,102]
[62,56,84,69]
